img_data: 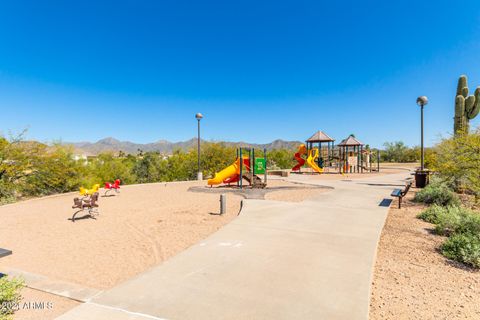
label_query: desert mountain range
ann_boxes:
[66,137,302,155]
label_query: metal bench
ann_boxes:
[391,181,412,209]
[0,248,12,258]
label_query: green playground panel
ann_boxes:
[254,158,266,174]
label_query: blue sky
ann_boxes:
[1,0,480,148]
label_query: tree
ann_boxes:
[427,128,480,196]
[381,141,419,162]
[22,145,83,196]
[267,149,296,169]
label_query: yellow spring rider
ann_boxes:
[79,184,100,196]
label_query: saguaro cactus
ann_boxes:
[454,75,480,135]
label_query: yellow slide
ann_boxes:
[208,158,240,185]
[306,148,323,173]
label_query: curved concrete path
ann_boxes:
[57,172,411,320]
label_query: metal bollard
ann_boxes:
[220,194,226,215]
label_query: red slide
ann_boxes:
[223,158,250,184]
[224,174,240,184]
[292,152,306,171]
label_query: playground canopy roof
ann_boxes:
[306,131,335,142]
[337,135,364,147]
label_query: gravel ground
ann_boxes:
[370,190,480,319]
[13,287,79,320]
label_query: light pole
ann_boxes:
[195,113,203,180]
[416,96,428,170]
[416,96,428,188]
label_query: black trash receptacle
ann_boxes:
[415,170,429,188]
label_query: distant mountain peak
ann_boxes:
[97,137,121,144]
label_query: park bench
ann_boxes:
[0,248,12,258]
[391,181,412,209]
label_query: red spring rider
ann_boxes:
[104,179,121,195]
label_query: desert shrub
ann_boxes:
[86,153,136,186]
[131,152,168,183]
[0,276,24,320]
[417,204,447,224]
[441,233,480,268]
[449,210,480,235]
[414,178,460,206]
[433,206,473,236]
[199,143,236,179]
[380,141,421,162]
[428,129,480,197]
[0,181,16,205]
[21,145,83,196]
[165,149,197,181]
[418,205,480,236]
[267,149,296,169]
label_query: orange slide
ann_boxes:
[292,144,307,171]
[291,144,323,173]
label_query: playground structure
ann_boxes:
[293,144,323,173]
[292,131,380,174]
[208,147,267,189]
[292,131,335,174]
[337,135,380,173]
[104,179,121,196]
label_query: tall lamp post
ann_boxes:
[416,96,428,187]
[195,113,203,180]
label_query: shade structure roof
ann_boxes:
[306,130,335,142]
[337,135,364,146]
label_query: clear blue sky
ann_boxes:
[1,0,480,148]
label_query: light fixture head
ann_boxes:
[195,113,203,120]
[416,96,428,107]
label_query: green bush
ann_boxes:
[22,145,83,197]
[0,181,16,205]
[414,178,460,206]
[418,205,480,236]
[452,211,480,235]
[433,206,470,236]
[267,149,296,169]
[381,141,420,162]
[0,276,24,320]
[441,233,480,268]
[417,204,447,224]
[418,204,480,268]
[435,208,480,237]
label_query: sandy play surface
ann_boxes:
[0,181,244,290]
[0,179,328,294]
[370,190,480,319]
[13,287,79,320]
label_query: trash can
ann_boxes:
[415,170,429,188]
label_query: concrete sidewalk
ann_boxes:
[57,172,410,320]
